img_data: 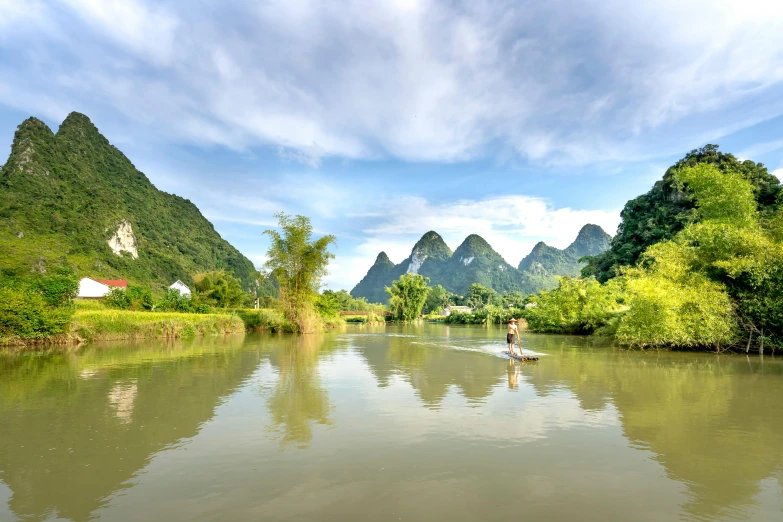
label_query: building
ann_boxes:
[77,278,128,298]
[440,305,473,317]
[169,280,191,297]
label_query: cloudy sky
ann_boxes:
[1,0,782,290]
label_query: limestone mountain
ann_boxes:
[0,112,257,289]
[517,224,611,291]
[350,226,612,303]
[349,252,396,304]
[433,234,522,295]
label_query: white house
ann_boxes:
[77,277,127,298]
[440,305,473,317]
[169,280,191,296]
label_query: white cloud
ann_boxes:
[325,193,621,290]
[772,168,783,181]
[1,0,783,164]
[57,0,179,65]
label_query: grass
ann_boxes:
[72,309,245,342]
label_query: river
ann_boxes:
[1,324,782,521]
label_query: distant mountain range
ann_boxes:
[350,225,611,303]
[0,112,257,289]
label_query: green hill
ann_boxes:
[517,224,612,291]
[350,226,611,302]
[0,113,257,289]
[586,145,782,282]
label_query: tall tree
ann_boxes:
[386,274,431,321]
[264,213,336,333]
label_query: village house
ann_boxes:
[169,280,191,296]
[77,278,128,298]
[440,305,473,317]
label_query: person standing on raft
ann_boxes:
[507,318,519,355]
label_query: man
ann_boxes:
[507,318,520,355]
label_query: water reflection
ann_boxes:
[0,328,782,521]
[263,334,336,448]
[0,337,258,522]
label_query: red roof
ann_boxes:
[95,279,128,288]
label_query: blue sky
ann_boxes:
[1,0,782,290]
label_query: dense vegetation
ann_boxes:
[386,273,431,321]
[351,226,610,301]
[527,156,783,352]
[585,145,782,282]
[0,268,79,342]
[0,113,257,290]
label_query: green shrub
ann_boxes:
[104,287,132,310]
[525,277,624,334]
[0,282,73,341]
[156,288,194,313]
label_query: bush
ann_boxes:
[156,288,194,313]
[105,287,132,310]
[525,277,624,334]
[0,282,73,341]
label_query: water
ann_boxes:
[1,324,782,521]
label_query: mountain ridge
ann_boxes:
[351,225,612,302]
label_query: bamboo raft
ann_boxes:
[503,351,539,361]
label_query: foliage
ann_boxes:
[442,305,527,325]
[104,287,132,310]
[233,308,293,333]
[315,289,386,318]
[612,163,780,350]
[525,277,625,334]
[422,284,448,314]
[586,145,782,282]
[386,273,431,321]
[0,113,258,290]
[466,283,498,308]
[193,270,245,309]
[264,213,336,333]
[0,282,73,342]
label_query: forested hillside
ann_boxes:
[0,113,257,289]
[586,145,782,282]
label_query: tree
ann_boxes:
[386,274,431,321]
[467,283,497,308]
[264,213,336,333]
[193,270,245,308]
[423,284,447,314]
[586,145,782,282]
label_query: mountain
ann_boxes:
[349,252,396,304]
[350,226,611,302]
[0,113,257,289]
[517,224,612,291]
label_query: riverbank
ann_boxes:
[72,310,246,342]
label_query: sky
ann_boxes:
[1,0,782,290]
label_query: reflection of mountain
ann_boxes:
[354,325,506,408]
[0,337,258,522]
[263,335,339,448]
[518,343,783,520]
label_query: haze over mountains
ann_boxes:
[350,225,611,303]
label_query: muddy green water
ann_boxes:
[1,324,782,522]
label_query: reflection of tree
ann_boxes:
[0,336,257,522]
[521,340,783,520]
[265,335,334,448]
[354,324,506,408]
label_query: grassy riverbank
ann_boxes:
[71,309,245,342]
